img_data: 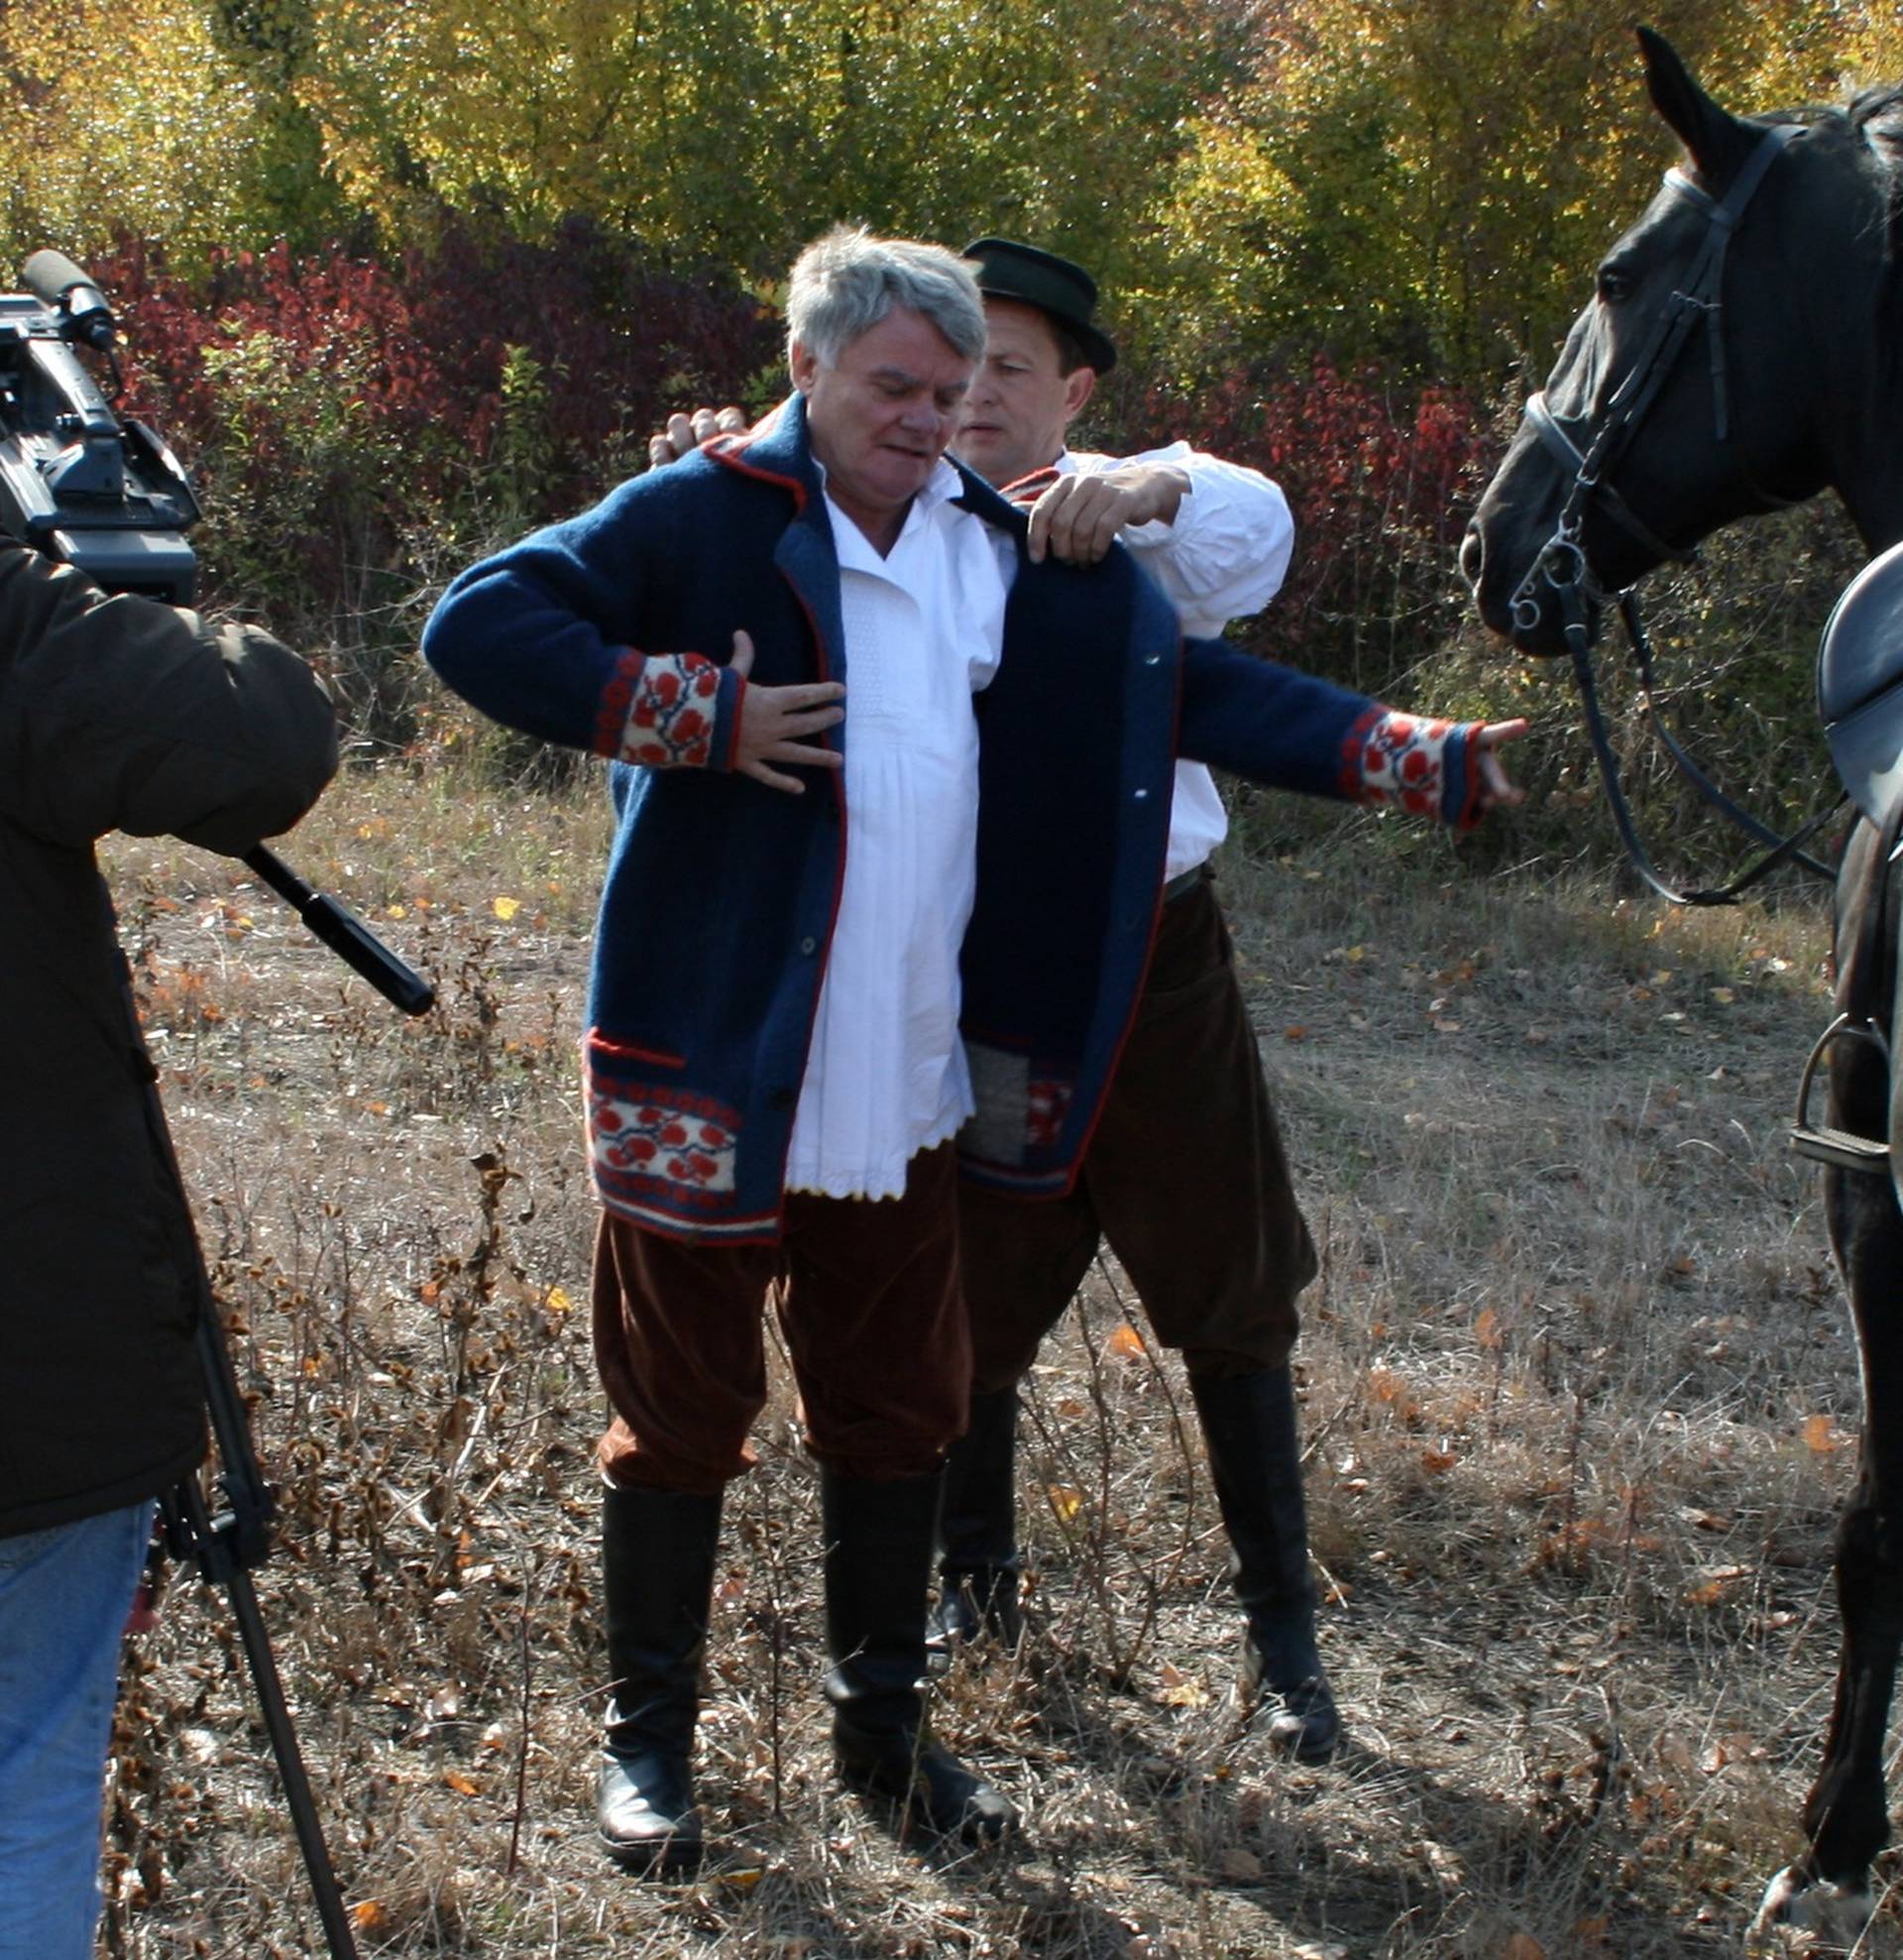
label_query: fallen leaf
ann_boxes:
[1156,1663,1207,1706]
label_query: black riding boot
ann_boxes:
[823,1467,1019,1842]
[598,1481,724,1872]
[926,1386,1025,1670]
[1188,1366,1343,1761]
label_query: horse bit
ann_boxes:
[1504,119,1845,906]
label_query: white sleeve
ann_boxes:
[1071,440,1294,638]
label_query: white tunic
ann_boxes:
[783,461,1008,1201]
[1059,443,1293,881]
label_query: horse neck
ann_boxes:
[1812,159,1903,551]
[1836,410,1903,556]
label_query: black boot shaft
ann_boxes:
[937,1384,1021,1572]
[602,1481,723,1755]
[822,1468,940,1729]
[1187,1366,1341,1758]
[598,1480,724,1870]
[822,1466,1018,1841]
[929,1385,1025,1662]
[1188,1365,1317,1627]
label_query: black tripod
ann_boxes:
[154,1319,363,1960]
[140,866,433,1960]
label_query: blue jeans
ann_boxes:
[0,1501,154,1960]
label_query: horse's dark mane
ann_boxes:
[1839,84,1903,272]
[1761,84,1903,350]
[1844,84,1903,360]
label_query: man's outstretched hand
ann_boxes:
[1472,718,1528,814]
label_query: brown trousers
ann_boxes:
[958,874,1316,1388]
[594,1141,971,1493]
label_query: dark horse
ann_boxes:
[1462,28,1903,1942]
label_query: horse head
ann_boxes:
[1462,28,1903,657]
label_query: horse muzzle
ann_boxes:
[1461,519,1598,656]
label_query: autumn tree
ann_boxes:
[1140,0,1903,388]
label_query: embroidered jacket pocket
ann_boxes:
[584,1030,739,1211]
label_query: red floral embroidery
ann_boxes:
[587,1083,738,1195]
[595,649,723,766]
[1346,709,1455,815]
[1025,1078,1071,1150]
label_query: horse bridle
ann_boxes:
[1504,118,1842,902]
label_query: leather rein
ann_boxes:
[1505,120,1844,905]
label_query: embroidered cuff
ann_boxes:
[593,649,740,769]
[1340,709,1483,827]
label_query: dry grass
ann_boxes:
[91,742,1883,1960]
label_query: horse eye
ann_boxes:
[1597,266,1631,305]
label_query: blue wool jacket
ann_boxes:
[423,397,1483,1242]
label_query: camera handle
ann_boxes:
[243,845,436,1016]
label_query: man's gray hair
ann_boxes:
[786,225,987,369]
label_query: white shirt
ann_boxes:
[783,461,1010,1200]
[1061,443,1294,880]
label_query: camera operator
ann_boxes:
[0,541,337,1960]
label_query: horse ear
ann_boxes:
[1635,25,1754,182]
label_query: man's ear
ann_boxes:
[1063,365,1096,423]
[789,338,819,396]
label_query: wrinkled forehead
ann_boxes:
[832,303,975,379]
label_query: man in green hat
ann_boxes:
[937,236,1340,1761]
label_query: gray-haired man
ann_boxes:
[429,223,1521,1873]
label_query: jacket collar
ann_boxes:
[704,396,1033,679]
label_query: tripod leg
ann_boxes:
[168,1403,361,1960]
[206,1511,362,1960]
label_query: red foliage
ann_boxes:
[1119,355,1497,682]
[88,225,779,615]
[68,236,1492,707]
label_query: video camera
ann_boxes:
[0,249,200,604]
[0,249,433,1017]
